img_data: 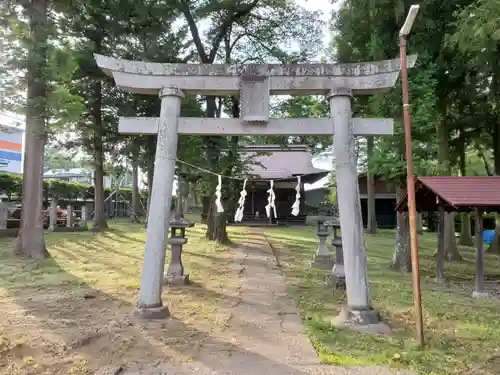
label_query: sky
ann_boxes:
[297,0,337,46]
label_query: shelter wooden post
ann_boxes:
[473,208,488,298]
[436,204,446,283]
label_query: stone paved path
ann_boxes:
[123,230,416,375]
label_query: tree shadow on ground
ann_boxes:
[1,236,315,375]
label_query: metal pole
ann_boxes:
[400,34,424,345]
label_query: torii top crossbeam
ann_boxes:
[94,54,417,96]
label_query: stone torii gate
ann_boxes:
[95,54,416,328]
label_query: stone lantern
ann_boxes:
[164,213,194,285]
[330,217,345,289]
[311,215,334,269]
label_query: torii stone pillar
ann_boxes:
[135,87,184,318]
[329,88,382,328]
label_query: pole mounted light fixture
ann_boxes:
[400,4,420,37]
[399,4,424,346]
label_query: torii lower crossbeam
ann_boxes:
[119,117,393,136]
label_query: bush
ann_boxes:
[0,172,148,202]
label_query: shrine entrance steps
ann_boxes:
[122,230,415,375]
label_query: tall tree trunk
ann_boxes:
[15,0,49,259]
[193,182,199,206]
[487,50,500,254]
[459,213,474,247]
[204,97,224,241]
[213,96,241,243]
[436,206,445,282]
[205,97,240,243]
[444,212,461,260]
[131,159,139,221]
[177,172,184,215]
[93,145,108,230]
[366,136,377,234]
[91,34,107,230]
[391,187,411,271]
[437,103,461,260]
[391,211,411,271]
[187,181,196,211]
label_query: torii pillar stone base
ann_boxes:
[331,306,390,334]
[133,306,170,320]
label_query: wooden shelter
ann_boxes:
[396,176,500,297]
[201,145,328,225]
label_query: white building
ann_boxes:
[43,168,132,189]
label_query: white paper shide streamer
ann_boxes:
[265,180,277,218]
[291,176,301,216]
[215,175,224,213]
[234,179,248,222]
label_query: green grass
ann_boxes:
[263,225,500,375]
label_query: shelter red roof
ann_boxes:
[396,176,500,212]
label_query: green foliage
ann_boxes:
[0,173,147,202]
[449,0,500,174]
[330,0,498,186]
[0,2,84,128]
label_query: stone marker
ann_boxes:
[0,202,8,230]
[164,213,194,285]
[311,216,334,269]
[66,205,74,228]
[48,199,57,232]
[80,205,89,229]
[94,53,416,326]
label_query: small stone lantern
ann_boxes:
[330,217,345,289]
[164,213,194,285]
[311,215,334,269]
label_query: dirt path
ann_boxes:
[123,230,416,375]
